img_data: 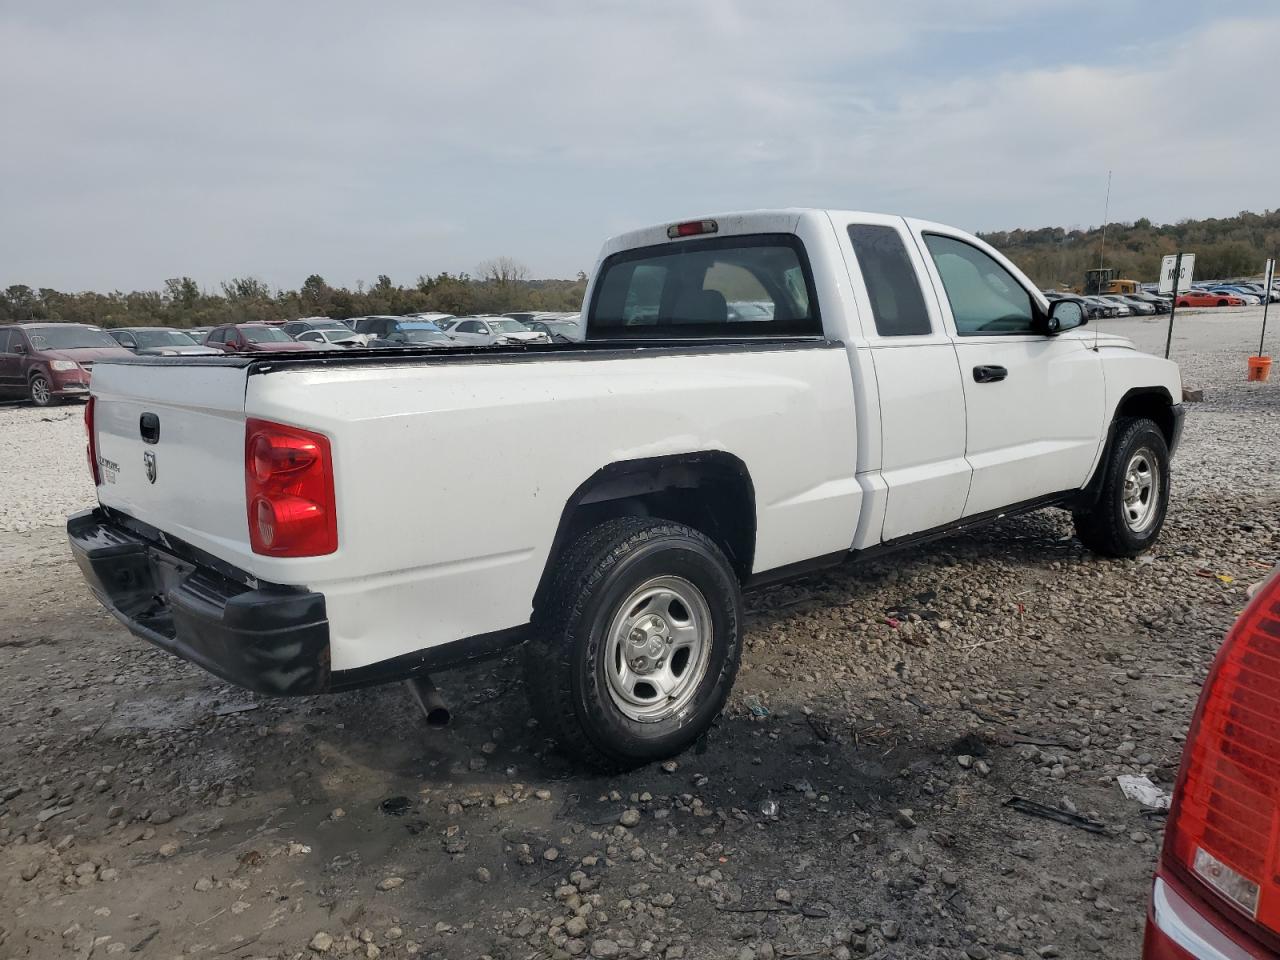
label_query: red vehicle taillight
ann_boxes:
[1165,570,1280,936]
[244,418,337,557]
[85,396,101,485]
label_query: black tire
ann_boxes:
[1072,417,1170,558]
[28,373,53,407]
[524,517,743,770]
[1217,299,1228,307]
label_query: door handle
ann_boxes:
[972,364,1008,383]
[139,412,160,444]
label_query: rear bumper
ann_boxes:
[1144,874,1268,959]
[67,508,332,695]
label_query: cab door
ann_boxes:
[0,329,20,393]
[909,221,1105,517]
[833,214,971,541]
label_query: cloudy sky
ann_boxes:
[3,1,1277,291]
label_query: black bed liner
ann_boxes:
[96,336,839,374]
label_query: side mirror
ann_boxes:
[1045,298,1086,335]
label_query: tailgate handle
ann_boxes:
[139,412,160,444]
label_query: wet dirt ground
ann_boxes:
[1,311,1277,959]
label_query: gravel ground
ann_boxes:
[0,311,1276,960]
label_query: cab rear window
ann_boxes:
[587,234,821,339]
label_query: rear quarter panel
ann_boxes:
[246,347,861,671]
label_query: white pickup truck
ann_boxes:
[69,209,1182,769]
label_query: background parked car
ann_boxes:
[368,321,456,348]
[1143,566,1280,959]
[348,316,415,339]
[446,316,550,346]
[524,315,584,342]
[109,326,221,355]
[1080,295,1120,318]
[0,322,132,406]
[1176,290,1244,308]
[1127,292,1171,314]
[404,312,456,327]
[282,319,367,346]
[1207,286,1260,304]
[1044,290,1105,321]
[204,324,325,353]
[1097,294,1149,316]
[293,328,366,347]
[187,326,214,341]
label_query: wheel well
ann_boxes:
[1115,387,1175,447]
[533,453,756,611]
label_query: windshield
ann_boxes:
[488,319,530,333]
[26,326,120,350]
[242,326,292,343]
[133,330,199,348]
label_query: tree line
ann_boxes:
[979,208,1280,290]
[4,208,1279,328]
[0,257,588,329]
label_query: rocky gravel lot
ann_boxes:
[1,311,1276,960]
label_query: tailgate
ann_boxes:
[90,360,252,564]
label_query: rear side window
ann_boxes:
[588,234,821,339]
[0,329,11,353]
[847,225,931,337]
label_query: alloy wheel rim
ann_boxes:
[31,378,49,404]
[603,575,713,723]
[1122,448,1160,533]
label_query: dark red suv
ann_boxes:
[0,323,133,406]
[204,324,320,353]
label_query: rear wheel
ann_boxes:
[1072,417,1170,558]
[524,517,743,770]
[1217,299,1229,307]
[28,374,52,407]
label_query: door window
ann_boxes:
[456,321,478,334]
[847,224,931,337]
[924,234,1036,336]
[0,329,12,353]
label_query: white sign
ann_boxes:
[1158,254,1195,294]
[1265,258,1276,292]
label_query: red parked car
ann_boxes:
[203,324,326,353]
[1144,566,1280,958]
[1175,291,1245,308]
[0,323,133,406]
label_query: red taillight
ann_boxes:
[244,418,337,557]
[1165,571,1280,934]
[667,219,718,239]
[85,397,101,485]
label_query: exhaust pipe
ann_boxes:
[405,675,450,728]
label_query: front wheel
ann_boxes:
[28,374,53,407]
[524,517,743,770]
[1072,417,1170,558]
